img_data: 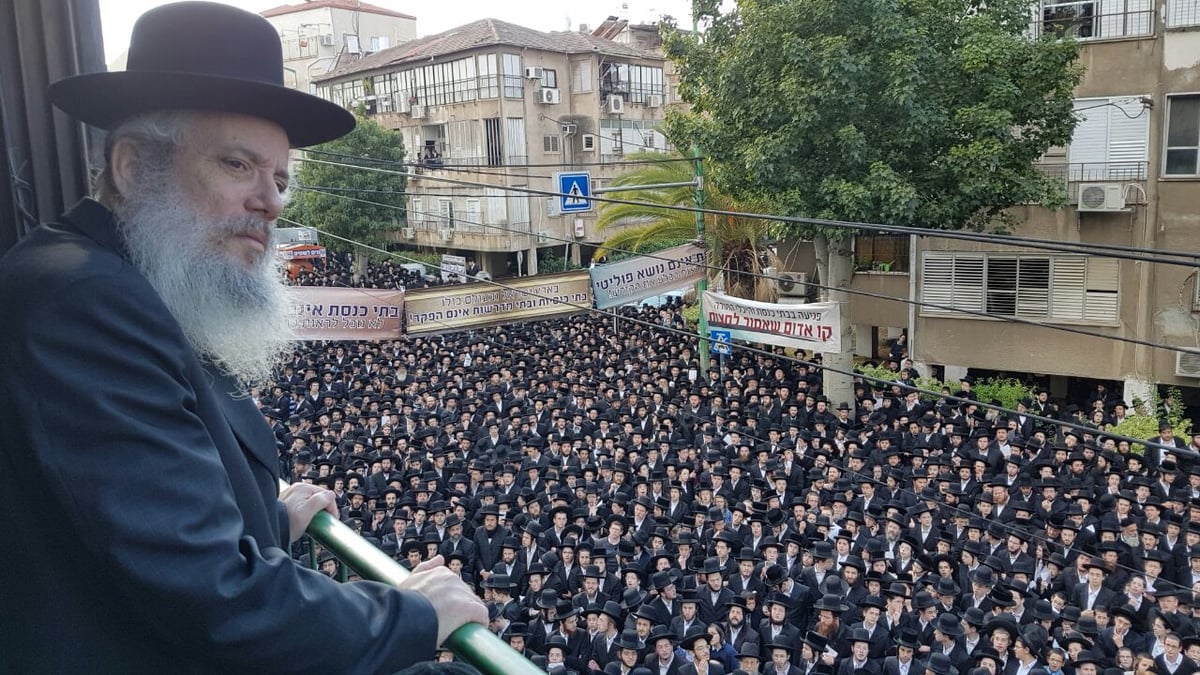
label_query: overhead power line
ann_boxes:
[293,156,1200,268]
[293,184,1200,358]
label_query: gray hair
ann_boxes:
[95,110,202,207]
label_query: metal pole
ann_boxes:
[693,1,710,374]
[300,505,543,675]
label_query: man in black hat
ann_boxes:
[0,3,486,672]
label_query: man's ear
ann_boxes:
[107,136,142,199]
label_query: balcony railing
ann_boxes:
[298,497,542,675]
[1034,1,1155,40]
[1036,160,1149,182]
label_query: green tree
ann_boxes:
[285,114,406,281]
[663,0,1082,404]
[593,152,778,301]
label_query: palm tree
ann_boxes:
[593,152,777,301]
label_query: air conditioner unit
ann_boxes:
[537,231,550,245]
[561,123,577,135]
[438,228,453,242]
[648,94,664,108]
[524,66,544,80]
[573,218,586,238]
[1077,183,1127,212]
[1177,351,1200,378]
[776,271,810,298]
[401,227,415,239]
[320,34,336,47]
[538,88,561,105]
[409,104,425,119]
[606,95,624,114]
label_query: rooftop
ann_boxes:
[315,17,660,83]
[261,0,415,21]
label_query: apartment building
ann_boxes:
[311,18,673,276]
[261,0,417,94]
[788,0,1200,404]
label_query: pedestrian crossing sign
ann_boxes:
[556,171,592,213]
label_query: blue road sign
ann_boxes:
[556,171,592,213]
[710,329,732,355]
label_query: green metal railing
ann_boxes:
[302,508,543,675]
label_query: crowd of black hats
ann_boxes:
[287,251,456,289]
[268,261,1200,675]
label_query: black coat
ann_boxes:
[0,200,439,673]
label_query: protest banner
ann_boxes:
[405,272,592,334]
[589,243,707,309]
[702,291,843,353]
[288,287,404,340]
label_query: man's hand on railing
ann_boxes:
[399,555,490,647]
[279,483,339,544]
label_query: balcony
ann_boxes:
[1034,1,1155,41]
[1035,160,1149,202]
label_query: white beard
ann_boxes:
[115,174,295,386]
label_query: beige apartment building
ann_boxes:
[262,0,417,94]
[786,0,1200,404]
[311,18,673,276]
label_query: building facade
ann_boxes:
[789,0,1200,402]
[311,18,673,277]
[261,0,417,94]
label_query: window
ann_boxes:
[571,61,592,92]
[600,63,665,104]
[504,117,527,166]
[920,252,1120,323]
[1040,0,1152,39]
[369,36,390,51]
[543,135,560,153]
[599,119,670,163]
[855,235,911,273]
[478,54,499,99]
[1165,95,1200,176]
[437,198,454,229]
[462,198,483,232]
[484,118,503,167]
[409,197,424,227]
[391,56,480,107]
[508,188,531,232]
[502,53,523,98]
[540,69,557,89]
[1168,0,1200,27]
[1068,97,1149,181]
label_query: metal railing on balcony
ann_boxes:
[298,499,542,675]
[1036,160,1149,182]
[1034,1,1155,40]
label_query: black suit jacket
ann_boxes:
[0,200,438,673]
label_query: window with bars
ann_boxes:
[1039,0,1153,39]
[1168,0,1200,27]
[855,235,911,273]
[920,252,1120,323]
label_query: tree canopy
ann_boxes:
[284,114,407,254]
[663,0,1083,238]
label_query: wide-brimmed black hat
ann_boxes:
[49,2,354,147]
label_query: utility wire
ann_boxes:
[293,156,1200,268]
[293,184,1200,357]
[278,213,1195,464]
[282,217,1200,594]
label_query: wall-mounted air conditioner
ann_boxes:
[538,88,561,105]
[1077,183,1127,212]
[401,227,415,239]
[606,95,624,114]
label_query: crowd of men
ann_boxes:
[267,261,1200,675]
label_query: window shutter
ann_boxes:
[953,256,985,312]
[437,198,453,228]
[1016,258,1050,318]
[1069,99,1110,180]
[508,188,530,230]
[1084,257,1120,322]
[410,197,423,225]
[1051,258,1087,321]
[1107,98,1149,179]
[921,253,956,314]
[504,117,527,165]
[486,187,507,224]
[464,198,482,230]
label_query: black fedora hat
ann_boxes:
[49,2,354,148]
